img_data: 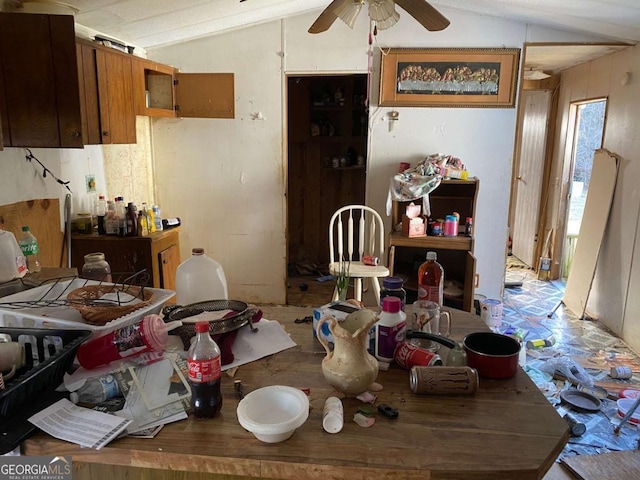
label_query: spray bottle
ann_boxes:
[76,315,182,369]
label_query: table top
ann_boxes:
[22,305,569,480]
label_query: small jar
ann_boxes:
[82,252,112,282]
[380,276,406,310]
[444,215,458,237]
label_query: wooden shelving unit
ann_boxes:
[389,178,479,312]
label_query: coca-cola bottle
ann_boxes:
[417,251,444,306]
[187,321,223,418]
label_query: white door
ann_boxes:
[512,90,551,267]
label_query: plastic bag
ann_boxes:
[538,355,594,388]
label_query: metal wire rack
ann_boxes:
[0,270,152,310]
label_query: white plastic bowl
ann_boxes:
[236,385,309,443]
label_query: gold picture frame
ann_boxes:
[379,48,521,108]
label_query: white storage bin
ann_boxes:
[0,278,175,334]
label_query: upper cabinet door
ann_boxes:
[175,73,234,119]
[77,40,136,145]
[96,49,136,144]
[132,57,177,118]
[0,13,82,148]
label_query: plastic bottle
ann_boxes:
[188,321,223,418]
[175,248,228,305]
[137,211,149,236]
[116,197,127,236]
[105,200,118,235]
[0,226,27,282]
[70,374,121,405]
[81,252,112,282]
[152,205,163,232]
[146,204,157,233]
[96,195,107,235]
[18,226,41,273]
[76,314,182,369]
[126,202,138,236]
[417,251,444,306]
[380,276,406,310]
[374,297,407,363]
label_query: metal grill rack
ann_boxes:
[0,270,151,311]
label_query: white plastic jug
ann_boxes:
[0,230,27,283]
[175,247,228,305]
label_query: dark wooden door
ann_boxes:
[287,75,367,270]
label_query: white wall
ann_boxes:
[150,9,604,305]
[0,148,68,229]
[552,44,640,352]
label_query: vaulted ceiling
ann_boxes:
[9,1,640,72]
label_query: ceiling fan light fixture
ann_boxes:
[368,0,396,22]
[375,10,400,30]
[334,0,365,29]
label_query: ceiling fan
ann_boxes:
[309,0,450,34]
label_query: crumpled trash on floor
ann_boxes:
[524,365,558,397]
[538,355,594,388]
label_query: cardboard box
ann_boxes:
[313,301,362,345]
[401,214,426,237]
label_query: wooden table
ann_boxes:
[22,305,569,480]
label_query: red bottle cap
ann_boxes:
[195,321,209,333]
[382,296,401,313]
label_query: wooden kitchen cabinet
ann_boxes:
[132,57,235,118]
[0,13,83,148]
[71,228,181,289]
[388,179,479,312]
[76,39,136,144]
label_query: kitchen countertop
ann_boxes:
[22,304,569,480]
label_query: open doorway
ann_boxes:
[286,74,368,305]
[561,98,607,280]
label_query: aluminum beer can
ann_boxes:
[362,255,379,266]
[394,342,442,370]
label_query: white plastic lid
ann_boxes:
[426,251,437,260]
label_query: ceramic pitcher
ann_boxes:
[316,308,379,397]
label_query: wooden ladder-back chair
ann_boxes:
[328,205,390,303]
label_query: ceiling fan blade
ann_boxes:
[396,0,450,31]
[308,0,347,34]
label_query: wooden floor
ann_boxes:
[286,275,380,308]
